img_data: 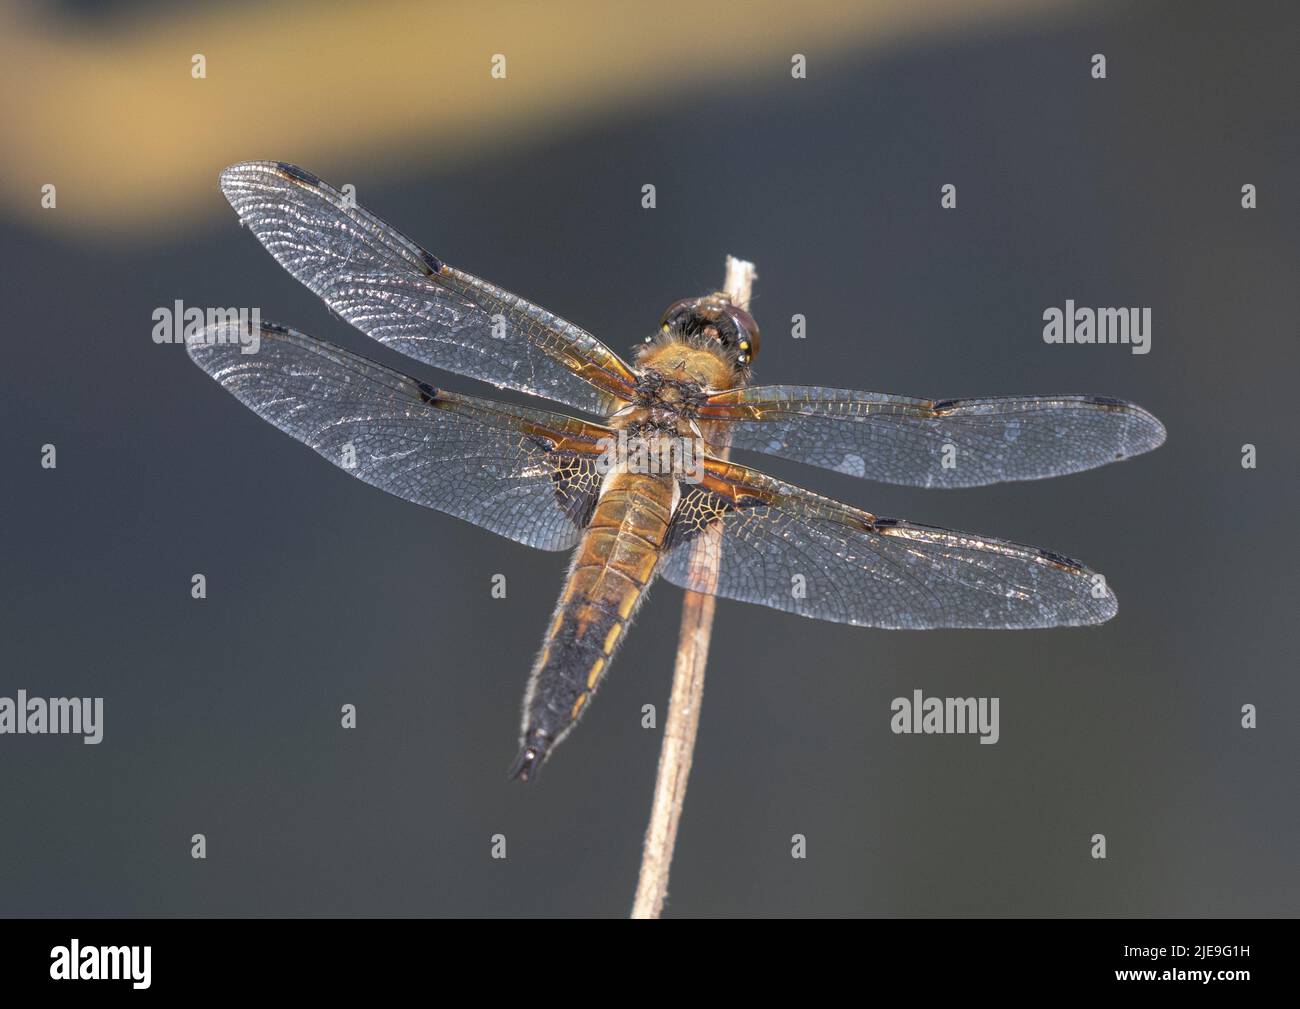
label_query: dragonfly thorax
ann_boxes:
[635,340,741,398]
[625,366,711,422]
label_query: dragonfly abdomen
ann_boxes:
[509,472,676,781]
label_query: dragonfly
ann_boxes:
[189,161,1166,781]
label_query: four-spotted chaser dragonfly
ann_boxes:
[189,162,1165,780]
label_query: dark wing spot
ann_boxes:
[262,321,291,336]
[1038,548,1086,573]
[276,162,322,186]
[420,250,445,276]
[523,432,558,453]
[416,381,440,405]
[1083,395,1129,409]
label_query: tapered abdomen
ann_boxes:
[509,471,676,780]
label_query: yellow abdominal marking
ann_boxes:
[603,623,622,655]
[616,592,638,620]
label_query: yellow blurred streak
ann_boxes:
[0,0,1075,242]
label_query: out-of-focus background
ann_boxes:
[1,0,1296,917]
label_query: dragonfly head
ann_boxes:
[656,293,761,368]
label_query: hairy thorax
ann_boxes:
[617,341,739,437]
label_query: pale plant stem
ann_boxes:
[630,255,756,919]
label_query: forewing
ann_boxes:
[187,320,609,550]
[662,458,1116,628]
[219,161,637,415]
[700,387,1166,488]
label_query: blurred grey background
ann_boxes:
[1,0,1296,917]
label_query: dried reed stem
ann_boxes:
[630,255,756,919]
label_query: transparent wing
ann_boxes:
[219,161,637,416]
[661,458,1116,628]
[699,387,1166,488]
[187,320,611,551]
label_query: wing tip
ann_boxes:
[218,160,322,201]
[1037,548,1118,625]
[1144,410,1169,451]
[1085,589,1119,625]
[219,159,270,186]
[1086,396,1168,459]
[185,318,294,368]
[1108,396,1167,453]
[1059,559,1118,626]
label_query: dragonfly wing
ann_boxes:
[700,386,1165,487]
[187,319,611,550]
[219,161,638,416]
[661,458,1117,628]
